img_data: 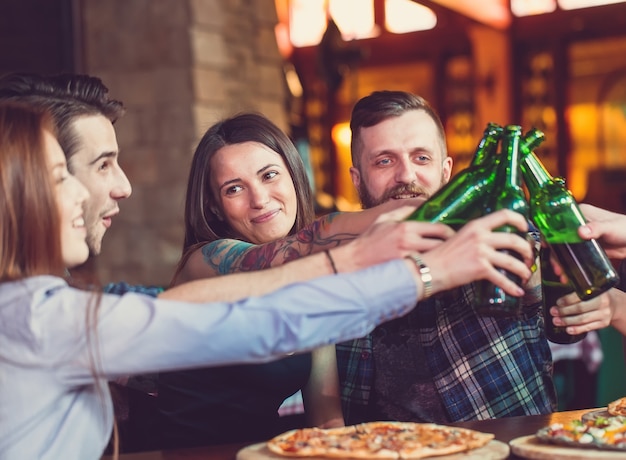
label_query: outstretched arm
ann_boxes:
[164,208,533,304]
[165,204,450,300]
[175,199,425,282]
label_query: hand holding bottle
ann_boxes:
[537,203,622,338]
[520,136,619,301]
[578,203,626,259]
[546,288,614,336]
[539,246,587,344]
[415,209,534,300]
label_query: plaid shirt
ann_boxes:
[336,279,556,423]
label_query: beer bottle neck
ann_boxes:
[472,123,503,167]
[497,125,523,189]
[522,152,553,195]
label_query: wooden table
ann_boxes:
[101,408,593,460]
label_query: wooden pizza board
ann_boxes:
[510,434,626,459]
[236,440,509,460]
[581,408,610,423]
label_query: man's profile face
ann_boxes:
[350,109,453,209]
[67,115,132,255]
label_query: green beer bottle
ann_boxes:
[519,128,546,160]
[519,128,585,343]
[475,125,529,316]
[520,133,619,301]
[406,122,503,228]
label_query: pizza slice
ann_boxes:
[266,421,495,459]
[536,416,626,451]
[608,396,626,416]
[267,426,357,457]
[395,423,494,459]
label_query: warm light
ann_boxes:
[275,23,293,58]
[331,121,361,208]
[567,102,598,200]
[287,0,378,47]
[331,122,352,147]
[284,63,303,98]
[329,0,378,40]
[512,0,557,17]
[513,0,626,16]
[274,0,291,57]
[559,0,626,9]
[286,0,626,46]
[385,0,437,33]
[542,106,557,128]
[288,0,327,47]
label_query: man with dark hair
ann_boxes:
[0,73,131,258]
[337,89,556,425]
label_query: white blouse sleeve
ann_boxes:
[32,260,416,384]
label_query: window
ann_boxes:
[385,0,437,33]
[286,0,435,48]
[512,0,625,17]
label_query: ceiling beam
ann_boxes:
[427,0,512,29]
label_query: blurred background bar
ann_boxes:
[2,0,625,410]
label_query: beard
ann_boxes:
[357,175,447,210]
[85,224,103,256]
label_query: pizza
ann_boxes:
[266,421,495,459]
[608,396,626,416]
[536,415,626,451]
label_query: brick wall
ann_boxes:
[79,0,288,286]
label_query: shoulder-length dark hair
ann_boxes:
[0,101,65,281]
[181,112,315,252]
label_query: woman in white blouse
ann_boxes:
[0,101,534,459]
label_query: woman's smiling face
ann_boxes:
[45,129,90,267]
[210,141,298,244]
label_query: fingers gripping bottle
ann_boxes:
[539,247,587,344]
[520,128,619,336]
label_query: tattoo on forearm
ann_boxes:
[201,214,358,274]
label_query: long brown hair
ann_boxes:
[0,100,118,457]
[0,101,65,280]
[174,112,315,279]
